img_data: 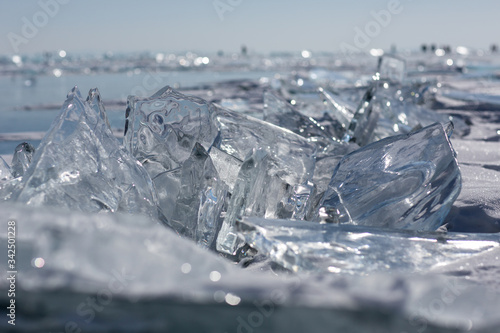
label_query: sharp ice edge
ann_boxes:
[318,87,355,129]
[237,217,500,274]
[11,142,35,178]
[376,54,406,83]
[208,146,243,191]
[342,82,381,146]
[263,89,339,141]
[0,156,13,182]
[2,53,499,331]
[320,122,461,230]
[338,55,469,146]
[216,148,307,255]
[167,142,228,249]
[124,86,317,254]
[4,87,161,220]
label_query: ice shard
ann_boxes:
[342,54,469,146]
[124,86,220,173]
[0,156,17,201]
[214,104,316,185]
[263,89,340,141]
[320,122,461,230]
[11,142,35,178]
[124,87,227,244]
[369,81,469,142]
[125,86,316,249]
[312,141,359,195]
[125,86,316,185]
[275,76,354,140]
[0,156,12,182]
[376,54,406,83]
[236,217,500,274]
[164,143,228,249]
[216,149,296,255]
[215,143,320,255]
[318,87,355,131]
[342,83,381,146]
[208,146,242,191]
[9,87,160,218]
[342,79,470,146]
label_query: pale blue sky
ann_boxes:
[1,0,499,55]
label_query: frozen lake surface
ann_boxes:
[1,51,500,332]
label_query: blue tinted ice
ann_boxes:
[11,142,35,178]
[237,217,500,274]
[125,86,316,251]
[124,86,220,173]
[208,146,242,191]
[343,55,470,146]
[215,102,316,185]
[320,122,461,230]
[166,143,228,249]
[263,89,338,141]
[0,156,12,182]
[376,54,406,83]
[216,149,316,255]
[0,156,17,201]
[318,87,355,131]
[8,87,160,218]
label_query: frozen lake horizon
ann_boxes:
[1,50,500,332]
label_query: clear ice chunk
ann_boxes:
[236,217,500,274]
[263,89,339,141]
[320,122,461,230]
[215,103,316,185]
[216,146,319,255]
[9,87,160,218]
[124,86,220,173]
[0,156,12,182]
[216,149,296,255]
[125,86,316,185]
[165,143,228,249]
[11,142,35,178]
[318,87,355,131]
[340,54,469,146]
[343,75,469,146]
[124,87,228,244]
[376,54,406,83]
[208,146,242,191]
[0,156,18,202]
[312,141,360,195]
[370,82,467,142]
[125,86,317,249]
[275,77,349,139]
